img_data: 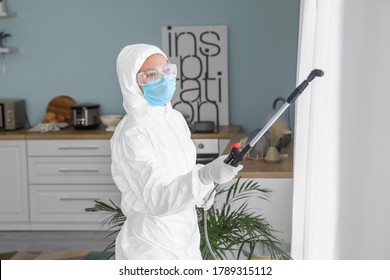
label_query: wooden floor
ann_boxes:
[0,231,116,253]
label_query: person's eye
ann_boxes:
[145,71,157,80]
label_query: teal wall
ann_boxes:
[0,0,300,134]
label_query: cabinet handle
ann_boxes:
[57,146,99,150]
[58,168,100,173]
[60,197,99,201]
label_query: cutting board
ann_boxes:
[44,95,76,124]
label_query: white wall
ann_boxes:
[338,0,390,259]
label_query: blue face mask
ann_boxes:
[142,75,176,106]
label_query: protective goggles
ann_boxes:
[137,63,177,86]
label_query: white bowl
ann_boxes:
[100,115,123,131]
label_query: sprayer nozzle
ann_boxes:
[307,69,324,82]
[312,69,324,77]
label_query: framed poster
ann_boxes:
[162,25,229,129]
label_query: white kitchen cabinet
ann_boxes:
[192,138,231,164]
[0,140,29,225]
[192,139,219,154]
[1,125,293,236]
[216,178,294,248]
[192,138,230,155]
[26,139,120,230]
[192,139,219,164]
[249,178,293,245]
[28,157,113,185]
[29,184,119,224]
[27,139,111,157]
[0,137,237,230]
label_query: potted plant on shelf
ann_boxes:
[85,177,291,260]
[0,30,11,48]
[0,30,11,73]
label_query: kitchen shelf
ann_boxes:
[0,11,16,18]
[0,47,19,53]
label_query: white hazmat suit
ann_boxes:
[111,44,241,260]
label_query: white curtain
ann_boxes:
[291,0,344,259]
[292,0,390,260]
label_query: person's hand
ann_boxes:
[198,155,243,185]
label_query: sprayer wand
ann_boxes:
[224,69,324,167]
[203,69,324,260]
[201,69,324,205]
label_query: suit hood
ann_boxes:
[116,44,170,115]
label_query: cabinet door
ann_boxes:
[27,140,111,157]
[0,140,29,222]
[28,156,113,184]
[215,178,293,247]
[29,185,120,223]
[192,139,219,164]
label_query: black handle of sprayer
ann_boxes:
[287,69,324,104]
[224,143,251,167]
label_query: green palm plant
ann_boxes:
[85,177,291,260]
[198,178,290,259]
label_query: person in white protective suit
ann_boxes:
[111,43,243,260]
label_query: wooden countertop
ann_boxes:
[239,145,293,178]
[224,134,293,179]
[0,124,242,140]
[0,125,112,140]
[0,129,27,140]
[0,124,292,178]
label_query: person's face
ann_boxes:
[137,54,168,94]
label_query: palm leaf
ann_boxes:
[198,177,291,260]
[85,200,124,251]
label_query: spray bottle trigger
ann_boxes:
[224,142,242,165]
